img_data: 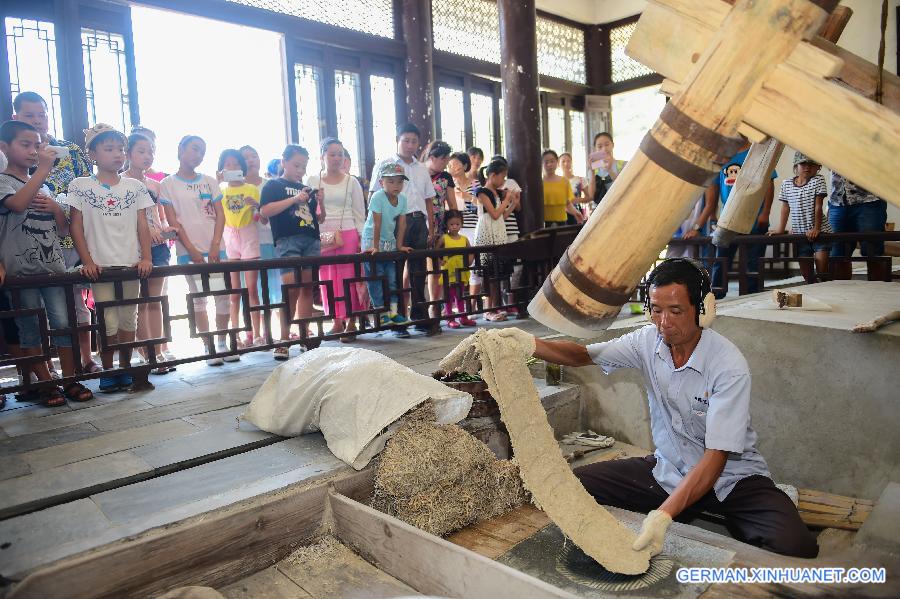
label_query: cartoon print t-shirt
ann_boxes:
[0,174,66,276]
[64,175,155,267]
[717,150,778,206]
[159,173,223,257]
[220,182,260,229]
[260,177,320,243]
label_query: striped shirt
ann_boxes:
[460,181,479,244]
[779,174,830,234]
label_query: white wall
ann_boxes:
[535,0,598,24]
[594,0,646,23]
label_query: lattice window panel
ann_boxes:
[5,18,64,139]
[433,0,587,84]
[370,75,398,165]
[81,28,131,133]
[546,106,565,154]
[609,21,653,83]
[225,0,394,38]
[536,19,586,84]
[294,63,325,152]
[432,0,501,64]
[335,69,364,177]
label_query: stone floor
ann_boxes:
[0,317,557,579]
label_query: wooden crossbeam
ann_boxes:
[529,0,833,337]
[629,0,900,208]
[713,5,851,243]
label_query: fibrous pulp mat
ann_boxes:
[372,402,528,537]
[440,329,651,575]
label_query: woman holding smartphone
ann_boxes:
[587,132,627,208]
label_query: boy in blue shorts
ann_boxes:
[362,163,412,328]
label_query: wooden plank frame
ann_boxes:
[6,472,375,599]
[328,491,575,599]
[7,473,576,599]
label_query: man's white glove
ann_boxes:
[632,509,672,556]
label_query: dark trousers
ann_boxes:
[710,222,768,298]
[403,212,429,320]
[574,455,818,558]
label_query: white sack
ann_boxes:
[241,347,472,469]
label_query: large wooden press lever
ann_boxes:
[529,0,837,337]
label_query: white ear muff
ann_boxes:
[699,292,716,328]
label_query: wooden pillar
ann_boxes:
[401,0,435,145]
[499,0,543,233]
[54,0,89,145]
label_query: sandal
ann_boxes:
[151,354,172,375]
[63,382,94,402]
[83,360,103,374]
[39,386,66,407]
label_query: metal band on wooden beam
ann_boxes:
[540,276,600,330]
[659,103,746,164]
[558,251,632,306]
[639,134,718,187]
[807,0,839,13]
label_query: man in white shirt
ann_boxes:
[529,258,817,558]
[370,123,437,337]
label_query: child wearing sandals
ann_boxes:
[124,132,176,374]
[434,209,476,328]
[0,120,92,406]
[66,124,154,393]
[240,145,282,342]
[218,148,262,347]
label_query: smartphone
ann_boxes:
[161,230,178,240]
[47,145,69,160]
[223,170,244,182]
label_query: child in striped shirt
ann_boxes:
[769,152,831,283]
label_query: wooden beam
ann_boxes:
[713,5,851,244]
[328,492,573,599]
[529,0,833,336]
[745,62,900,207]
[629,0,900,207]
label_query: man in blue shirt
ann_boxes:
[531,259,817,558]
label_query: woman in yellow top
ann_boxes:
[542,150,584,227]
[218,148,262,346]
[435,210,476,329]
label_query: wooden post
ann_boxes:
[528,0,834,337]
[401,0,435,145]
[499,0,543,234]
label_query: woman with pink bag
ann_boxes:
[307,138,366,340]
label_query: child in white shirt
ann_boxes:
[66,124,153,392]
[160,135,231,365]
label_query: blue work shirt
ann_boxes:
[587,325,770,501]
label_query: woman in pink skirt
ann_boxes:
[308,138,366,339]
